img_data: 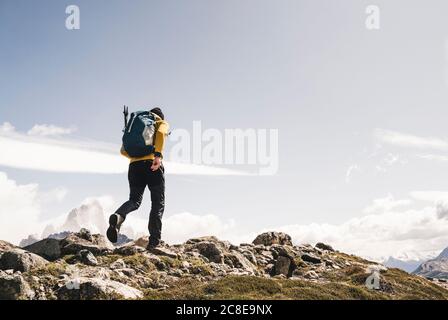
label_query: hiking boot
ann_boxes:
[106,213,125,243]
[146,241,160,251]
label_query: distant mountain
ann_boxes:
[19,199,133,248]
[383,256,426,273]
[413,247,448,279]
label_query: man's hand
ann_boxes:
[151,156,162,171]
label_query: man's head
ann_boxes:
[150,107,165,120]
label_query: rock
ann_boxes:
[24,238,62,261]
[114,245,146,256]
[60,231,113,256]
[240,249,257,264]
[224,251,256,274]
[132,236,150,248]
[192,241,223,263]
[271,245,297,259]
[0,270,34,300]
[315,243,335,252]
[301,253,322,264]
[0,249,48,272]
[186,236,220,244]
[148,247,178,259]
[274,256,291,276]
[57,277,143,300]
[252,232,292,246]
[77,250,98,266]
[304,270,319,279]
[110,259,126,270]
[0,240,16,253]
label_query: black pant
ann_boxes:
[115,160,165,246]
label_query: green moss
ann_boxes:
[97,254,122,266]
[189,258,214,276]
[143,270,448,300]
[32,261,67,278]
[122,254,155,273]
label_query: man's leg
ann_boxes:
[107,162,146,243]
[147,166,165,248]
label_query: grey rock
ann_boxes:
[77,250,98,266]
[192,241,223,263]
[110,259,126,270]
[0,249,48,272]
[224,251,256,274]
[0,270,34,300]
[24,238,61,261]
[301,253,322,264]
[252,232,293,246]
[274,256,291,276]
[57,277,142,300]
[60,231,113,256]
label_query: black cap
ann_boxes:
[150,107,164,120]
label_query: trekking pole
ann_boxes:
[123,105,129,129]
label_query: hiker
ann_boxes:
[107,107,169,250]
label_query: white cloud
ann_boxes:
[39,187,68,204]
[27,124,77,136]
[374,129,448,150]
[410,191,448,202]
[122,212,237,244]
[0,122,249,176]
[363,194,412,214]
[0,122,15,133]
[418,154,448,162]
[275,205,448,262]
[0,172,43,244]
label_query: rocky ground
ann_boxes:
[1,229,448,300]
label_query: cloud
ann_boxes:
[274,204,448,262]
[363,194,412,214]
[374,129,448,150]
[27,124,77,136]
[418,154,448,162]
[0,122,249,176]
[0,122,15,133]
[122,212,237,244]
[0,172,43,244]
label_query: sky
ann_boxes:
[2,0,448,261]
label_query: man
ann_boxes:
[107,107,169,250]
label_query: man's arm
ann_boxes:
[151,120,169,171]
[153,120,169,158]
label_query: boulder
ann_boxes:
[77,250,98,266]
[224,251,256,274]
[0,240,16,253]
[24,238,62,261]
[301,253,322,264]
[252,232,292,246]
[315,243,335,252]
[60,231,114,256]
[57,277,143,300]
[0,249,48,272]
[148,247,178,259]
[274,256,291,276]
[192,241,223,263]
[114,245,146,256]
[0,270,34,300]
